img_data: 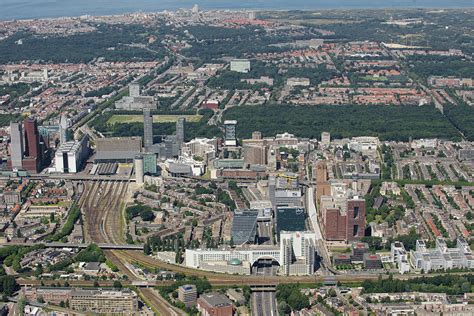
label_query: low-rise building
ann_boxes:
[197,293,234,316]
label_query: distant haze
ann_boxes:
[0,0,472,20]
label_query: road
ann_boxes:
[257,221,273,245]
[251,260,278,316]
[306,187,331,270]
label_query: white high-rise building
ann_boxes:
[59,114,68,145]
[9,122,24,170]
[280,231,317,275]
[224,120,237,146]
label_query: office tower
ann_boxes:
[224,120,237,146]
[176,118,185,146]
[305,238,316,274]
[134,155,144,184]
[59,114,68,144]
[178,285,197,308]
[16,118,43,173]
[24,118,40,159]
[142,153,157,175]
[9,122,24,169]
[143,108,153,151]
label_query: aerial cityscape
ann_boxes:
[0,3,473,316]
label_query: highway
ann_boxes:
[251,259,278,316]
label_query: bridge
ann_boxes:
[0,242,144,250]
[250,284,277,292]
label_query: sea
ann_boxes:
[0,0,472,21]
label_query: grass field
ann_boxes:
[107,114,202,125]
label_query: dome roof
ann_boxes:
[228,258,242,266]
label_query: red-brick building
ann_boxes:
[323,198,366,242]
[197,293,234,316]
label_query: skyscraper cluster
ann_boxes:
[142,109,186,160]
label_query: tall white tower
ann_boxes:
[59,114,68,144]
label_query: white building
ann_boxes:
[286,77,310,87]
[184,231,317,276]
[185,247,280,274]
[390,241,410,274]
[280,231,317,275]
[410,238,474,272]
[230,59,251,73]
[321,132,331,146]
[224,120,237,147]
[349,136,379,157]
[54,137,89,173]
[115,83,156,110]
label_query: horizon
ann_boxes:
[0,0,473,21]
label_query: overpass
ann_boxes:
[250,284,277,292]
[0,242,144,250]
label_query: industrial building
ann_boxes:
[54,137,89,173]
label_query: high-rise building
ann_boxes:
[22,118,43,173]
[280,231,317,275]
[9,122,24,170]
[59,114,68,145]
[321,197,366,242]
[134,155,144,184]
[176,118,185,146]
[143,108,153,151]
[321,132,331,146]
[143,153,157,175]
[54,137,89,173]
[224,120,237,146]
[24,118,40,159]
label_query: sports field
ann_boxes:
[107,114,202,125]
